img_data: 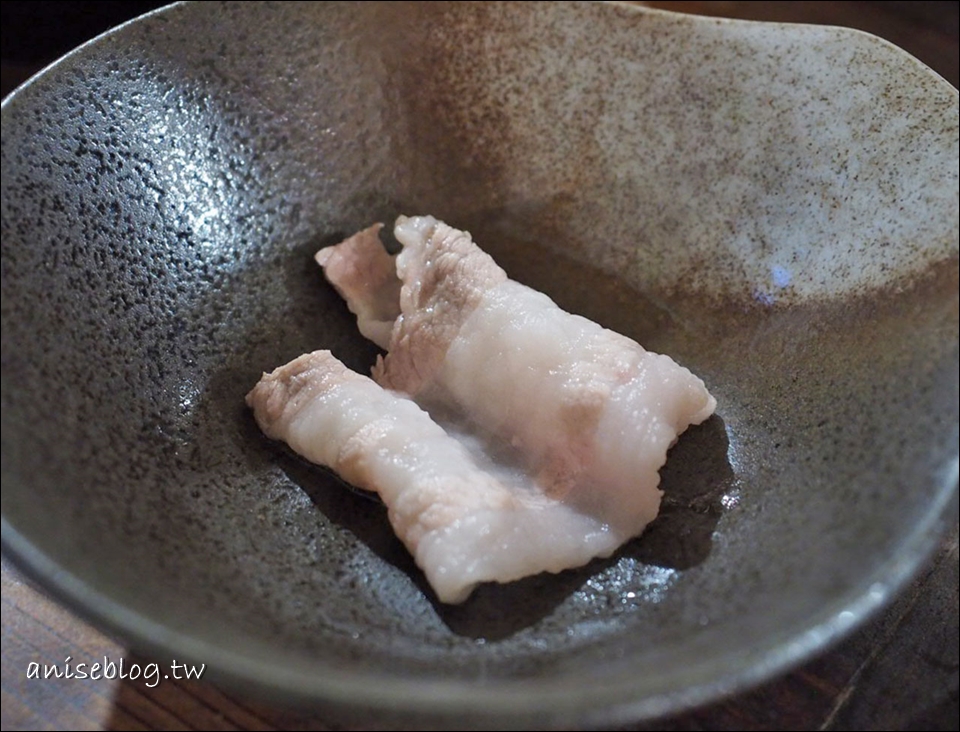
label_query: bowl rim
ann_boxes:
[4,482,957,725]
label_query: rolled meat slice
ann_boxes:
[314,224,400,350]
[246,350,622,603]
[316,217,716,539]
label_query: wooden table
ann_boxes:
[3,2,958,729]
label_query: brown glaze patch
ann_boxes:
[387,2,957,308]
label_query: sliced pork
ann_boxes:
[249,216,716,603]
[317,216,716,538]
[247,350,622,603]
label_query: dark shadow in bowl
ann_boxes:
[631,414,735,571]
[274,443,419,578]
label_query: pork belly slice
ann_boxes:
[247,350,622,604]
[316,216,716,539]
[313,224,400,349]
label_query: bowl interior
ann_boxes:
[2,1,957,725]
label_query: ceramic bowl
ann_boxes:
[2,2,957,727]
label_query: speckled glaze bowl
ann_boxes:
[2,1,957,727]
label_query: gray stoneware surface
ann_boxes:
[1,1,957,727]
